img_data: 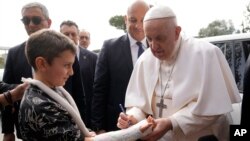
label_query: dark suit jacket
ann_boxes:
[91,34,134,131]
[78,47,97,128]
[241,56,250,126]
[2,42,86,138]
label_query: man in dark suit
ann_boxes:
[2,2,85,140]
[78,47,97,128]
[60,20,97,128]
[91,0,149,133]
[241,55,250,126]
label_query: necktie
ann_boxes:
[136,42,144,58]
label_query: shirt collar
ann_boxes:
[128,33,147,48]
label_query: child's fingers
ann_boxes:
[140,123,153,133]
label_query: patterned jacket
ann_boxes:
[18,84,83,141]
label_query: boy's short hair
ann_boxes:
[25,29,76,70]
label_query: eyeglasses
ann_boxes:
[21,16,45,25]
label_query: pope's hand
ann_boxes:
[117,112,137,129]
[140,116,156,133]
[84,131,96,141]
[142,118,172,141]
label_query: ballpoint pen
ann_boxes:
[119,104,132,126]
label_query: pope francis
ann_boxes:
[117,5,241,141]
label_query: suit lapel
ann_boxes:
[79,47,85,64]
[21,42,33,77]
[120,35,133,71]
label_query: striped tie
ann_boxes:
[136,42,144,58]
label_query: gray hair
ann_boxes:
[21,2,50,19]
[80,29,90,38]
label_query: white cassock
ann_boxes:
[125,35,241,141]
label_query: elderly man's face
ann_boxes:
[79,31,90,48]
[144,18,181,60]
[22,7,51,35]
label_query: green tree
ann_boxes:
[198,20,235,38]
[241,2,250,33]
[0,57,4,68]
[109,15,126,32]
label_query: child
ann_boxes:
[19,29,154,141]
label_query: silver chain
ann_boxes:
[159,39,182,99]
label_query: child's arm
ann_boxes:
[85,116,155,141]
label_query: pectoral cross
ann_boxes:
[156,98,167,118]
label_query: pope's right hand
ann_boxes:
[117,112,137,129]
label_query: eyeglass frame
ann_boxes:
[21,16,46,25]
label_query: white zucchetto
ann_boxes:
[144,5,176,22]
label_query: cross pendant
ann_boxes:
[156,98,167,118]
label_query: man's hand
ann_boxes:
[140,116,156,133]
[10,82,28,102]
[3,133,15,141]
[142,118,172,141]
[117,112,137,129]
[96,130,106,135]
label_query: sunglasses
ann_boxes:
[21,16,45,25]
